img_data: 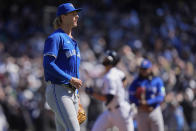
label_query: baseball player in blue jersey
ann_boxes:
[43,3,83,131]
[129,59,165,131]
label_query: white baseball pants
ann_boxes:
[92,103,134,131]
[136,106,164,131]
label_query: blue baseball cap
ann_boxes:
[140,59,152,69]
[56,3,82,17]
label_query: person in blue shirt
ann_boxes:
[129,59,165,131]
[43,3,83,131]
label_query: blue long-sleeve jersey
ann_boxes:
[43,28,80,85]
[129,76,165,108]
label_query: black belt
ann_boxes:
[108,105,120,111]
[63,83,76,91]
[47,81,76,91]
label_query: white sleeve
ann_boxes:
[102,77,117,95]
[118,70,125,80]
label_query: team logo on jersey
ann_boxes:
[66,50,80,58]
[152,86,157,93]
[143,60,148,65]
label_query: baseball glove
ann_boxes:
[77,104,86,124]
[135,87,146,100]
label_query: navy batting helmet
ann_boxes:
[102,50,120,66]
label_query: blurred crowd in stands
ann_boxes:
[0,0,196,131]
